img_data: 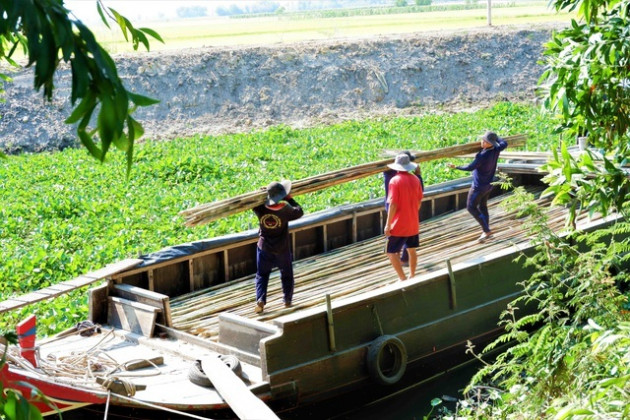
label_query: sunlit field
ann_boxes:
[94,2,574,53]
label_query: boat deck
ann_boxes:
[170,186,596,339]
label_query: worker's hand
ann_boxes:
[285,194,292,200]
[447,163,455,169]
[414,166,421,175]
[384,225,391,236]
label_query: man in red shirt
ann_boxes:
[384,153,424,280]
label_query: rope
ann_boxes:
[107,393,218,420]
[99,377,138,396]
[6,328,162,395]
[104,390,111,420]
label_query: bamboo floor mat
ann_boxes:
[170,186,596,339]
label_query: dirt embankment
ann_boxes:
[0,23,560,154]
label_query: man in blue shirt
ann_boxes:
[447,131,508,242]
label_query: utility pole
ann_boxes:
[487,0,492,26]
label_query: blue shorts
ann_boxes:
[386,235,419,254]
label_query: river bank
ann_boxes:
[0,23,561,155]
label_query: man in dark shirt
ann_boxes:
[253,180,304,314]
[447,131,508,242]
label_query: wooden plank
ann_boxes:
[0,258,142,315]
[85,259,144,279]
[201,356,279,420]
[95,377,147,394]
[124,356,164,371]
[108,296,159,337]
[64,275,102,288]
[180,135,527,227]
[89,283,109,324]
[0,300,23,312]
[45,284,76,292]
[113,284,173,327]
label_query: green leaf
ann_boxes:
[97,95,117,151]
[128,92,160,107]
[128,116,145,140]
[135,30,149,51]
[96,0,111,29]
[65,91,95,124]
[139,27,165,44]
[126,132,134,177]
[77,129,102,161]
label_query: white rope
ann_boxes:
[104,390,111,420]
[6,329,216,419]
[7,329,162,395]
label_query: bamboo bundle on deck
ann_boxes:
[180,134,527,227]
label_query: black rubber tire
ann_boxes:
[188,355,243,387]
[366,335,407,385]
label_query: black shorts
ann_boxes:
[385,235,419,254]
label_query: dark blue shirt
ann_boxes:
[455,139,508,189]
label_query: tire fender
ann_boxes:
[366,335,407,385]
[188,354,242,387]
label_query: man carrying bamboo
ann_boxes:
[253,180,304,314]
[384,154,423,280]
[447,131,508,242]
[383,150,424,267]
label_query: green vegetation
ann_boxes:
[0,101,558,336]
[0,0,162,169]
[432,0,630,417]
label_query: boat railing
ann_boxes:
[109,176,478,297]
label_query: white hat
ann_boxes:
[387,153,418,172]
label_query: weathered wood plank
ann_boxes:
[113,284,173,327]
[0,259,142,314]
[108,296,159,337]
[201,356,279,420]
[0,300,24,312]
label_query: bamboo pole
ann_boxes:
[180,135,527,227]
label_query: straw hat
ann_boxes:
[265,180,292,205]
[387,153,418,172]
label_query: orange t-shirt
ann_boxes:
[387,172,423,236]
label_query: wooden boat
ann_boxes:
[0,157,618,419]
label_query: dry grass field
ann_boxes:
[95,3,573,53]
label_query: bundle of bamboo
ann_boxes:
[180,135,527,227]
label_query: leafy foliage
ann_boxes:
[539,0,630,223]
[435,0,630,415]
[539,0,630,143]
[443,184,630,419]
[0,0,163,171]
